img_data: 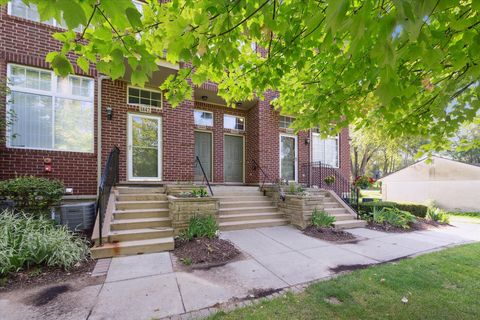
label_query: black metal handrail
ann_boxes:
[96,146,119,246]
[299,161,359,216]
[194,156,214,196]
[250,158,273,190]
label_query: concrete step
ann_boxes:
[91,237,174,259]
[113,208,170,219]
[324,207,348,215]
[211,186,260,191]
[116,193,167,201]
[334,219,367,230]
[331,213,356,221]
[219,206,278,215]
[116,187,165,194]
[215,195,269,202]
[219,212,286,223]
[111,217,171,230]
[220,201,273,209]
[115,200,168,210]
[109,227,173,242]
[322,201,343,208]
[220,218,289,231]
[213,191,263,196]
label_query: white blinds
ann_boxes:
[7,64,94,152]
[312,133,339,167]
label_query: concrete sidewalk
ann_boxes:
[2,220,479,320]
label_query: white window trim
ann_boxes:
[127,85,163,110]
[311,132,340,168]
[223,114,246,131]
[6,64,94,153]
[194,109,214,127]
[7,0,83,32]
[279,133,298,183]
[279,115,295,129]
[127,113,163,181]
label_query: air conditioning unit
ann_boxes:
[55,202,96,233]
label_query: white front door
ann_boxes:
[127,113,162,181]
[280,134,298,182]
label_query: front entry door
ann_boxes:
[224,135,244,183]
[280,134,297,182]
[194,131,212,181]
[127,114,162,180]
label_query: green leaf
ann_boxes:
[57,0,87,29]
[49,53,74,76]
[126,7,142,29]
[76,56,90,73]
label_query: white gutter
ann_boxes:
[97,75,110,194]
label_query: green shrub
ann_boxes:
[191,188,208,197]
[0,210,89,275]
[426,207,450,224]
[0,176,64,215]
[182,215,218,240]
[372,207,416,229]
[311,209,336,228]
[288,182,305,194]
[359,201,427,218]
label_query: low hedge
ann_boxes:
[358,201,428,218]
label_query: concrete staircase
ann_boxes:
[91,186,174,258]
[213,186,289,231]
[320,192,366,230]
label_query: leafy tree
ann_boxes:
[4,0,479,153]
[445,118,480,164]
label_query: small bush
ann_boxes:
[0,176,64,215]
[426,207,450,224]
[182,215,218,240]
[359,201,427,218]
[311,209,336,228]
[288,182,305,194]
[191,188,208,197]
[0,210,89,275]
[372,207,416,229]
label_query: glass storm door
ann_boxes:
[280,134,297,182]
[224,135,244,183]
[195,131,213,181]
[127,114,162,180]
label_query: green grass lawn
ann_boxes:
[360,189,382,200]
[210,243,480,320]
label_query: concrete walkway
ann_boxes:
[1,219,479,320]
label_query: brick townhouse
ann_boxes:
[0,0,351,197]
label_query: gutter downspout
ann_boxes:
[97,75,110,195]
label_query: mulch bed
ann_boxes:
[174,237,240,269]
[0,259,96,292]
[303,226,358,243]
[367,218,449,233]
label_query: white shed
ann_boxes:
[379,156,480,212]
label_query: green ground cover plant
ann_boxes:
[359,201,428,218]
[0,210,89,276]
[181,215,218,241]
[372,207,416,229]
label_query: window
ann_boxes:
[128,87,162,108]
[7,64,94,152]
[8,0,83,31]
[224,115,245,130]
[133,0,144,15]
[312,132,339,167]
[279,116,295,129]
[194,110,213,127]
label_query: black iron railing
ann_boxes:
[299,161,359,215]
[95,146,119,246]
[194,156,214,196]
[250,158,273,190]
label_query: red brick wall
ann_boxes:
[0,4,352,194]
[0,6,98,195]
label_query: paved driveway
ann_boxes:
[2,220,479,320]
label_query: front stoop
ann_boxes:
[91,187,174,259]
[214,186,289,231]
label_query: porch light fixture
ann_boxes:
[304,138,310,145]
[201,95,208,101]
[106,106,113,120]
